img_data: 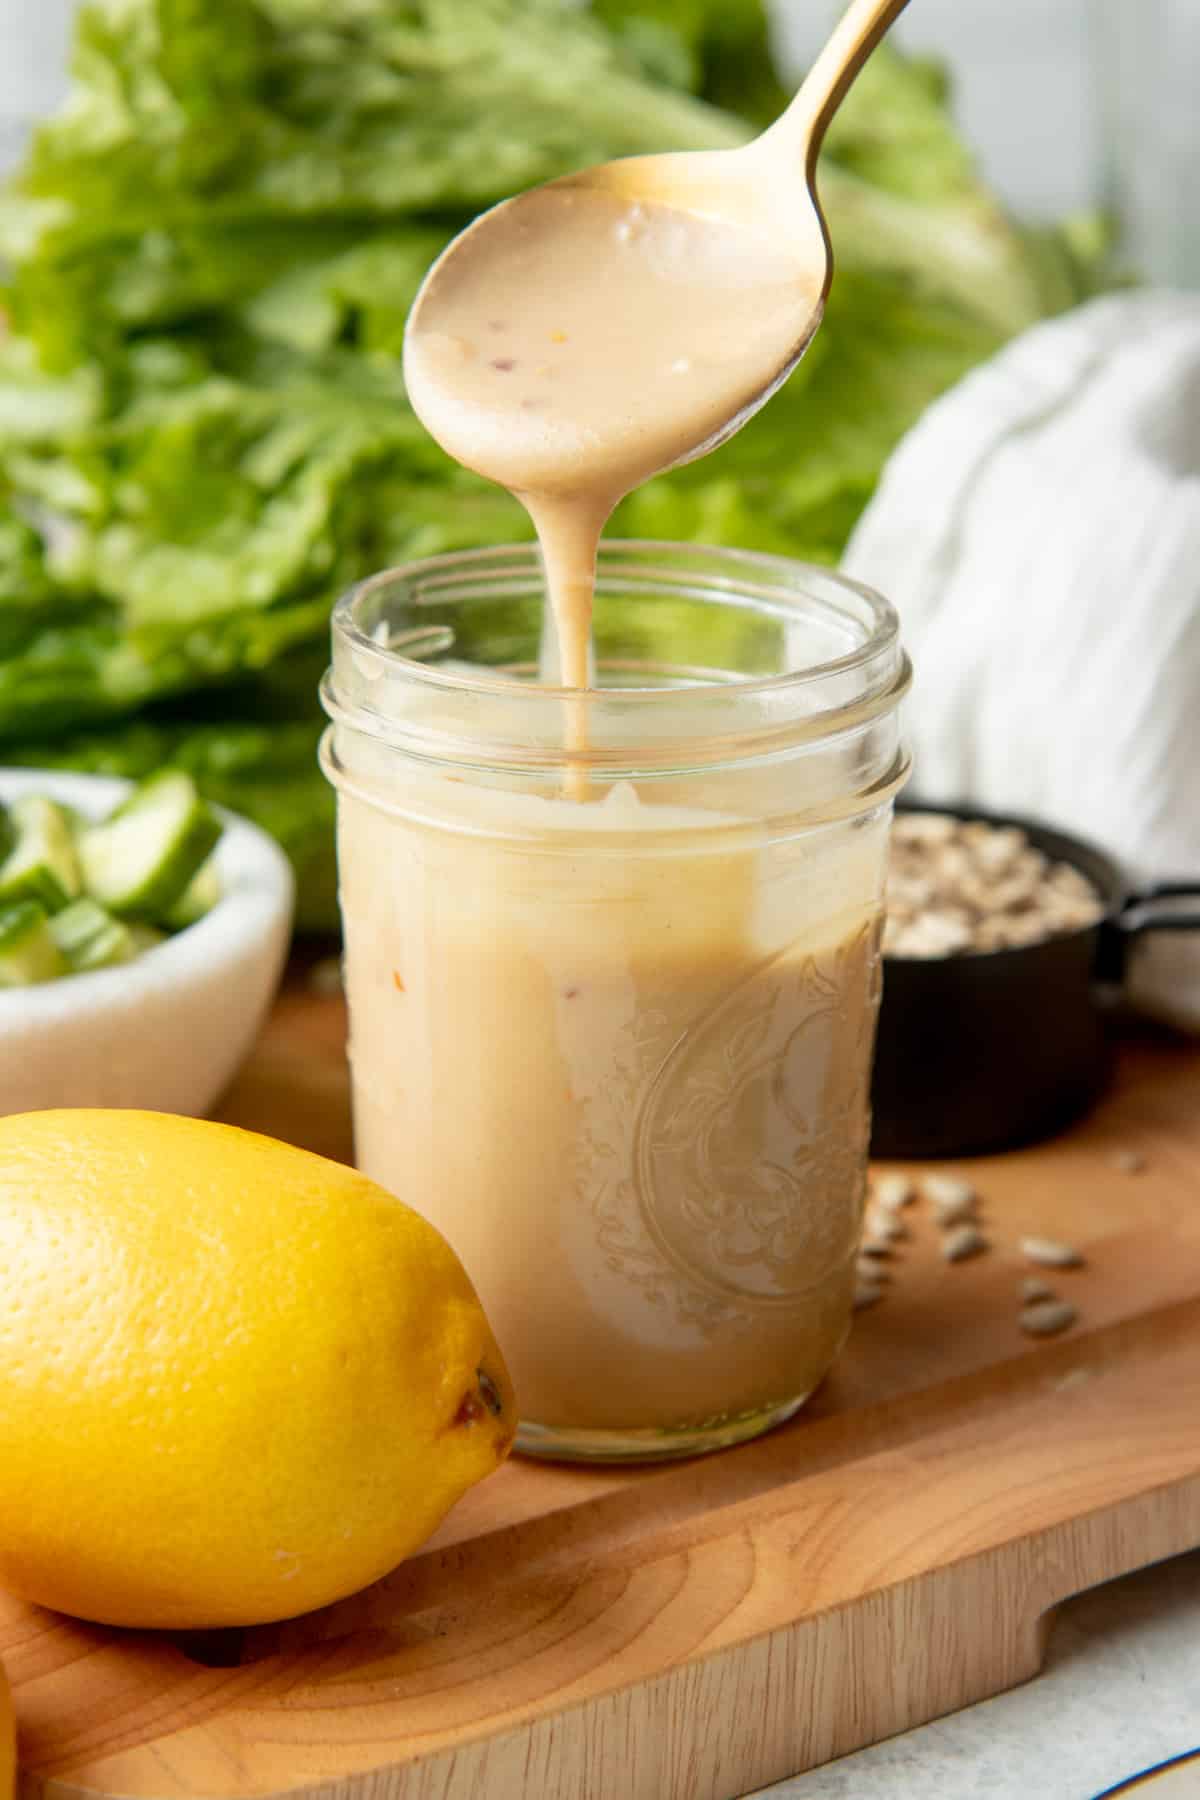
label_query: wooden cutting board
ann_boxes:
[7,975,1200,1800]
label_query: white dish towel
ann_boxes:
[842,291,1200,1032]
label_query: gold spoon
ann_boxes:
[406,0,913,469]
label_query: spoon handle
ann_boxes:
[769,0,912,173]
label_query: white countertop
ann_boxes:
[754,1548,1200,1800]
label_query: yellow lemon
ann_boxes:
[0,1655,13,1800]
[0,1109,515,1630]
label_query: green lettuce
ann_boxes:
[0,0,1110,928]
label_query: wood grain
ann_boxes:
[7,982,1200,1800]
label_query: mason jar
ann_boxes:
[320,542,910,1462]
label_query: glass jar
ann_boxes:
[320,542,910,1462]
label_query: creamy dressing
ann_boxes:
[341,793,884,1436]
[404,182,814,755]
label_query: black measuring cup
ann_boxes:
[870,802,1200,1159]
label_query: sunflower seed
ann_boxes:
[858,1257,890,1283]
[1019,1298,1079,1337]
[934,1195,980,1227]
[874,1173,916,1211]
[854,1279,885,1310]
[923,1173,979,1224]
[864,1210,909,1246]
[885,813,1103,958]
[941,1222,988,1262]
[1020,1236,1084,1269]
[1113,1149,1146,1175]
[922,1174,975,1206]
[1020,1275,1056,1303]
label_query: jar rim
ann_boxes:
[331,539,902,704]
[323,540,910,777]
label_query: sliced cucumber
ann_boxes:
[161,856,222,930]
[0,900,66,987]
[49,897,138,973]
[77,772,222,920]
[0,794,83,913]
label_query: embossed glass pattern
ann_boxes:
[322,543,909,1461]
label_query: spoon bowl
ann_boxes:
[404,0,910,492]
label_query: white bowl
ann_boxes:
[0,770,294,1117]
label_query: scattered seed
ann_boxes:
[854,1279,885,1310]
[865,1209,908,1245]
[941,1223,988,1262]
[1019,1298,1078,1337]
[490,357,517,372]
[925,1177,980,1226]
[874,1173,915,1211]
[1020,1236,1084,1269]
[923,1174,975,1206]
[1020,1275,1056,1303]
[1113,1149,1146,1175]
[857,1257,890,1284]
[934,1196,980,1226]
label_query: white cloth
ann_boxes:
[843,292,1200,1031]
